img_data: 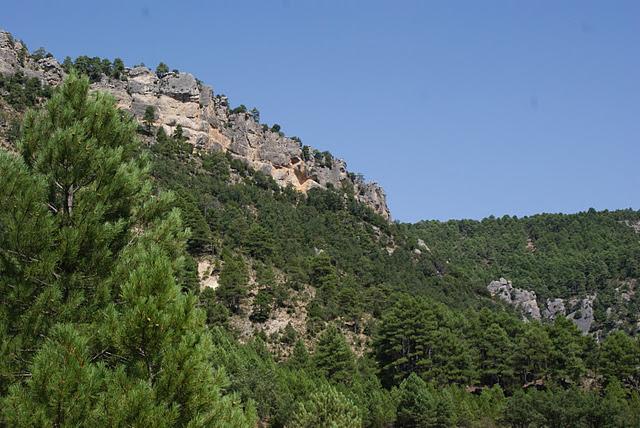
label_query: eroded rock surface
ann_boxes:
[488,278,597,334]
[487,278,541,320]
[0,28,391,220]
[0,30,64,85]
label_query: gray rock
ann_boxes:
[258,134,301,167]
[417,239,430,252]
[487,278,541,320]
[512,288,541,319]
[488,279,596,334]
[356,182,390,220]
[159,72,199,102]
[229,136,251,157]
[0,30,22,75]
[0,30,64,85]
[567,296,595,334]
[543,298,566,320]
[199,84,213,107]
[36,56,64,85]
[195,134,209,149]
[127,66,158,94]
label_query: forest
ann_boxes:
[1,70,639,427]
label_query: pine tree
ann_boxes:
[373,296,438,387]
[112,58,125,79]
[243,223,274,261]
[216,251,248,313]
[478,323,514,387]
[313,325,356,385]
[156,62,169,76]
[513,323,552,385]
[143,105,156,133]
[289,339,311,371]
[0,73,255,426]
[290,384,362,428]
[0,152,57,393]
[598,331,640,388]
[547,317,586,385]
[250,289,273,322]
[396,373,453,428]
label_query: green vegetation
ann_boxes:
[408,211,640,331]
[62,55,127,82]
[0,74,255,426]
[2,68,640,426]
[156,62,170,75]
[230,104,248,114]
[0,72,51,110]
[143,105,156,133]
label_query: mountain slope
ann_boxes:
[2,28,640,427]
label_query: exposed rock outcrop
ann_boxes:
[0,29,391,219]
[566,296,595,334]
[0,30,64,85]
[542,298,566,320]
[487,278,596,334]
[97,66,391,218]
[487,278,541,320]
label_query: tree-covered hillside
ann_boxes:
[407,213,640,333]
[1,62,640,426]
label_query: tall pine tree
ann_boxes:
[0,73,255,426]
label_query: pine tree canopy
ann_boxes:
[0,73,256,426]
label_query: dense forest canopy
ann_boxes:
[1,50,640,426]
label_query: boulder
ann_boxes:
[543,298,566,320]
[159,72,199,102]
[35,57,64,85]
[567,296,595,334]
[487,278,541,320]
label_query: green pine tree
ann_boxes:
[216,251,248,313]
[313,325,356,385]
[290,384,362,428]
[0,73,256,427]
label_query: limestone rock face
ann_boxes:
[543,298,566,320]
[0,29,64,85]
[159,72,199,102]
[127,66,158,94]
[487,278,541,320]
[112,66,390,218]
[35,57,65,85]
[488,279,597,334]
[0,29,391,219]
[567,296,595,334]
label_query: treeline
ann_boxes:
[61,55,126,81]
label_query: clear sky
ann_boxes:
[3,1,639,222]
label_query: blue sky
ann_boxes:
[3,1,639,222]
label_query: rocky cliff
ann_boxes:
[0,29,391,220]
[487,277,597,335]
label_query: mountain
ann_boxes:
[1,28,640,427]
[0,28,390,220]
